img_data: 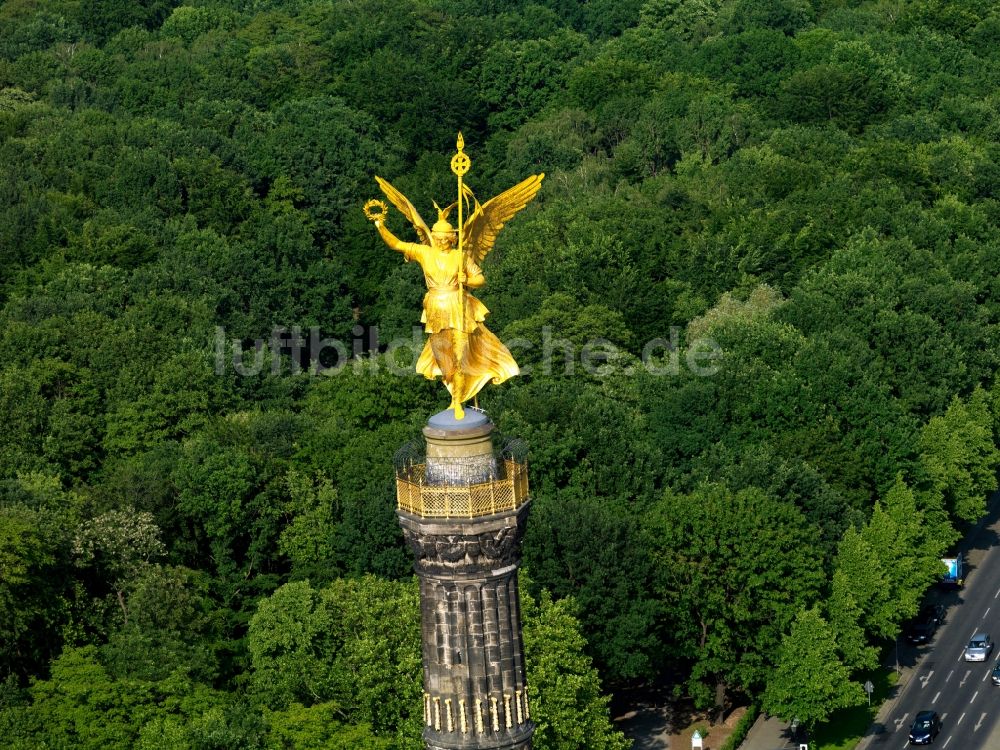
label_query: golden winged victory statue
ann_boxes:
[366,133,543,420]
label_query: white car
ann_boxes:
[964,633,993,661]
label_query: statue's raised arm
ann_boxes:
[371,176,432,255]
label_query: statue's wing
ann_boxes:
[375,176,431,245]
[463,173,544,264]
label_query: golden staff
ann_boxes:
[450,132,471,336]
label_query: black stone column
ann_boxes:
[397,410,534,750]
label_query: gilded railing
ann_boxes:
[396,459,530,519]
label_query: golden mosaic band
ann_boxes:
[422,691,529,735]
[397,459,529,518]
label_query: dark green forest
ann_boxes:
[3,0,1000,746]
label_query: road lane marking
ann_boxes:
[946,669,954,682]
[971,689,979,703]
[975,712,987,731]
[985,607,991,619]
[933,690,940,703]
[943,737,951,748]
[958,711,966,725]
[994,585,1000,599]
[894,713,909,731]
[921,670,934,687]
[960,669,971,686]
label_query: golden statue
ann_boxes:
[366,133,543,419]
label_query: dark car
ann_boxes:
[906,604,945,645]
[992,663,1000,686]
[909,710,941,745]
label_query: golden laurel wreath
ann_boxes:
[363,198,388,222]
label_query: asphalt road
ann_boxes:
[866,495,1000,749]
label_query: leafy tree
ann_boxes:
[0,503,70,679]
[476,30,588,131]
[100,564,221,683]
[639,0,722,41]
[645,483,824,716]
[501,107,597,179]
[686,283,785,340]
[293,362,436,578]
[826,577,878,673]
[247,580,337,710]
[687,440,862,558]
[78,0,180,44]
[72,507,166,625]
[523,488,661,682]
[696,28,800,99]
[236,95,401,255]
[172,441,260,561]
[247,576,422,745]
[861,476,949,620]
[777,40,899,132]
[277,469,339,583]
[501,291,633,374]
[918,388,999,523]
[0,473,81,676]
[761,607,865,730]
[2,646,264,750]
[830,527,894,643]
[522,588,630,750]
[722,0,813,36]
[103,351,230,457]
[264,701,391,750]
[16,645,153,749]
[160,5,238,45]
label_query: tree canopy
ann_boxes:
[3,0,1000,741]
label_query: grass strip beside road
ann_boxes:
[812,669,899,750]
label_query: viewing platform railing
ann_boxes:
[395,458,529,519]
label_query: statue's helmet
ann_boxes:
[432,218,456,234]
[432,202,457,236]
